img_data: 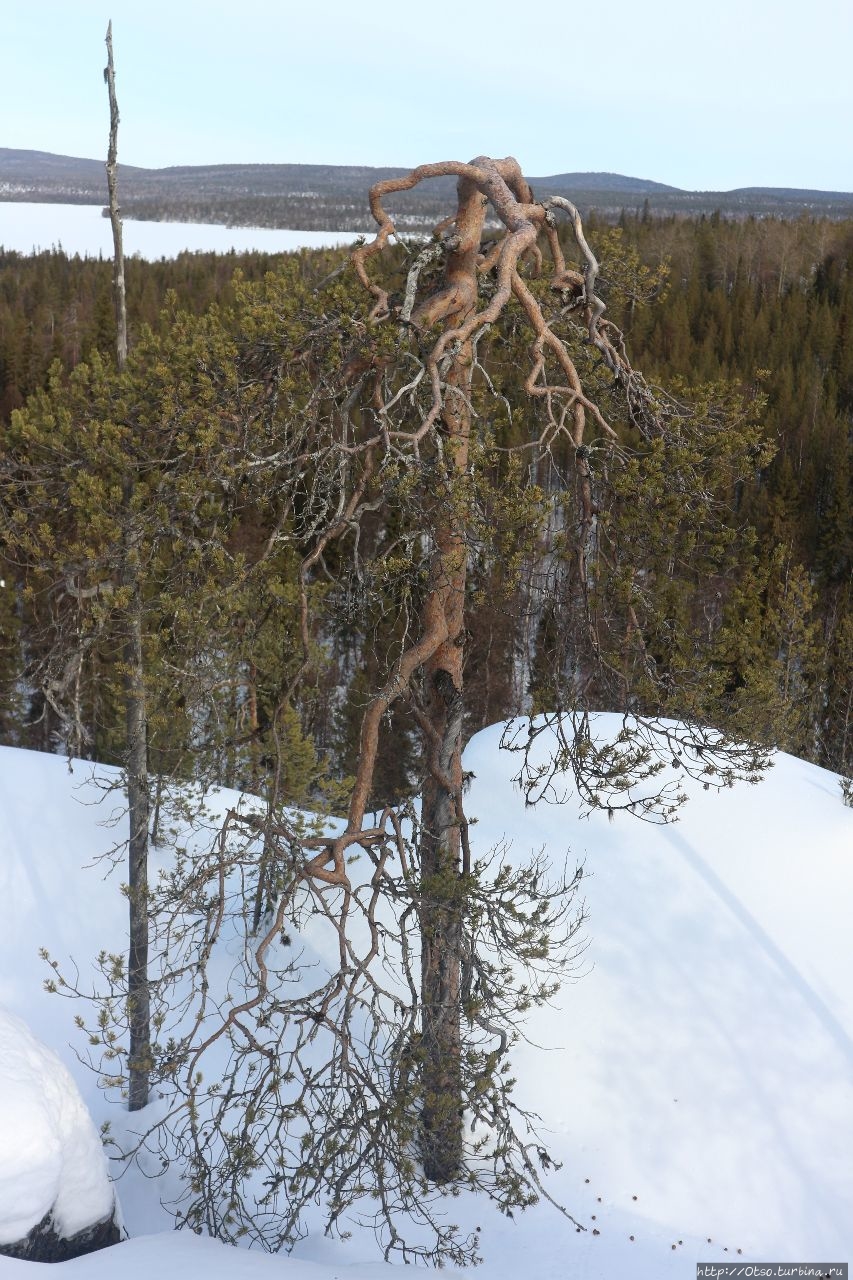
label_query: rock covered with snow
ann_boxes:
[0,1007,121,1261]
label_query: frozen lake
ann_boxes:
[0,202,366,259]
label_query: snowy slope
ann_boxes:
[0,720,850,1277]
[464,722,853,1272]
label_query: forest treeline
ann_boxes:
[0,210,850,793]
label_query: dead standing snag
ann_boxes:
[348,156,647,1181]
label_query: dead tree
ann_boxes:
[105,20,150,1112]
[318,157,756,1178]
[104,20,127,371]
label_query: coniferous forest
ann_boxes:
[1,211,849,789]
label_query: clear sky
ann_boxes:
[4,0,852,192]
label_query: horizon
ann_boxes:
[4,145,852,198]
[2,1,851,194]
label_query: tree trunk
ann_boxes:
[416,178,482,1181]
[125,562,150,1112]
[105,22,149,1112]
[418,653,466,1182]
[104,22,127,372]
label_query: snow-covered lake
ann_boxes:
[0,202,366,260]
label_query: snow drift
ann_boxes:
[0,1007,119,1253]
[0,715,851,1278]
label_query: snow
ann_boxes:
[0,1232,395,1279]
[0,203,366,260]
[466,722,853,1262]
[0,717,851,1277]
[0,1008,115,1245]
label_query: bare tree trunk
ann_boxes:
[106,22,149,1110]
[104,20,127,371]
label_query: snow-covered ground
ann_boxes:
[0,718,850,1277]
[0,203,365,259]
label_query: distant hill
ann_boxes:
[730,185,853,200]
[539,171,680,194]
[0,147,139,180]
[2,148,852,229]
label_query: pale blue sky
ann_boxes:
[4,0,852,191]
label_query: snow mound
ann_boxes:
[0,720,851,1276]
[0,1008,117,1246]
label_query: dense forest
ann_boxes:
[1,210,849,790]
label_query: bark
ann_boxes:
[417,655,466,1182]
